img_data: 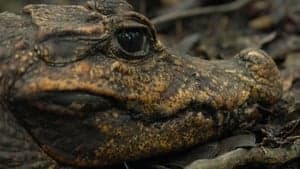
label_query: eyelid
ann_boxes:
[111,12,157,41]
[115,24,154,41]
[117,21,148,29]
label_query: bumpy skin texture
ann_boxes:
[0,0,282,168]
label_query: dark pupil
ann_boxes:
[117,29,145,53]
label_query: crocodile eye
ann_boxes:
[115,28,150,59]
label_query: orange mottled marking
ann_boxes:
[76,61,91,74]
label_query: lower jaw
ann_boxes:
[13,100,220,168]
[11,88,261,168]
[42,109,219,168]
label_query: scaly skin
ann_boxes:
[0,0,282,168]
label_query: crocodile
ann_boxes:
[0,0,282,168]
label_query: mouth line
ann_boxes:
[12,90,216,123]
[13,91,120,117]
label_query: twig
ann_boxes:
[152,0,254,28]
[185,139,300,169]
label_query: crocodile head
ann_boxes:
[0,0,282,167]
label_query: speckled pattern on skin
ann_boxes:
[0,0,282,168]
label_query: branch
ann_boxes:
[185,139,300,169]
[152,0,254,28]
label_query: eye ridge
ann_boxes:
[115,28,151,59]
